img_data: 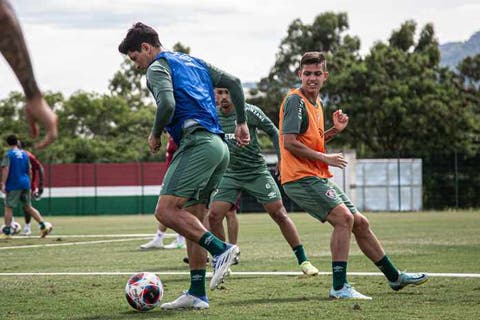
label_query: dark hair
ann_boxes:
[6,134,18,146]
[118,22,161,54]
[300,51,327,70]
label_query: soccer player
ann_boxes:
[208,88,319,275]
[17,141,45,236]
[279,51,428,300]
[1,135,52,239]
[0,0,57,150]
[118,22,249,310]
[141,135,185,250]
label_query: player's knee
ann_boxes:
[207,209,224,226]
[353,214,370,234]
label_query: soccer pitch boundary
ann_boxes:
[0,271,479,278]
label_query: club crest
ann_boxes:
[325,188,337,200]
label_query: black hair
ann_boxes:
[6,134,18,146]
[300,51,327,70]
[118,22,161,54]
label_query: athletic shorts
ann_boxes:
[213,168,281,205]
[160,128,229,208]
[282,176,357,222]
[4,189,31,208]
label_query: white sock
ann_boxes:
[176,234,185,245]
[155,230,164,241]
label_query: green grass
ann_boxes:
[1,211,480,319]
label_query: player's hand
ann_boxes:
[148,133,162,154]
[24,95,58,151]
[333,109,348,132]
[322,153,347,169]
[235,122,250,147]
[274,162,281,179]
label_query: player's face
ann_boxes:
[215,88,234,114]
[298,63,328,97]
[127,44,153,70]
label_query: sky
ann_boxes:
[1,0,479,99]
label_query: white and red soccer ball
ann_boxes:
[125,272,163,311]
[1,221,22,235]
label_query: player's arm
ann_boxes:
[207,62,250,146]
[325,109,349,143]
[251,105,280,160]
[147,60,175,138]
[146,60,175,153]
[31,155,45,193]
[1,154,9,193]
[0,0,39,98]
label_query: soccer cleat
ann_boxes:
[139,237,164,250]
[40,222,53,238]
[163,240,186,249]
[329,283,372,300]
[23,224,31,236]
[300,261,319,276]
[160,291,209,310]
[210,245,240,290]
[389,272,429,291]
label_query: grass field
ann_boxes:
[1,210,479,320]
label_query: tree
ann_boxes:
[256,12,361,126]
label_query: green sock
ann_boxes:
[293,245,308,265]
[198,232,228,256]
[332,261,347,290]
[188,269,206,298]
[375,255,400,282]
[39,221,45,229]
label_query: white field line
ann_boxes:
[0,271,478,278]
[0,237,152,250]
[5,233,176,239]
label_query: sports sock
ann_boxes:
[198,232,228,256]
[39,221,45,229]
[155,230,164,241]
[188,269,206,299]
[332,261,348,290]
[176,234,185,245]
[293,244,308,264]
[375,255,400,282]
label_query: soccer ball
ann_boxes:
[1,221,22,235]
[125,272,163,311]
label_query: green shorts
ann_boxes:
[213,168,281,205]
[4,189,31,208]
[160,128,229,207]
[282,177,357,222]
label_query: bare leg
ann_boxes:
[155,195,210,242]
[3,206,13,227]
[22,205,44,224]
[263,200,301,248]
[185,204,209,269]
[352,212,385,263]
[207,201,232,242]
[225,208,238,244]
[326,204,354,261]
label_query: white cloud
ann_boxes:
[1,0,479,99]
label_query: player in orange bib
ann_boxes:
[279,51,428,300]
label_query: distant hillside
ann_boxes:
[440,31,480,69]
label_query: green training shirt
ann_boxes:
[217,103,279,177]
